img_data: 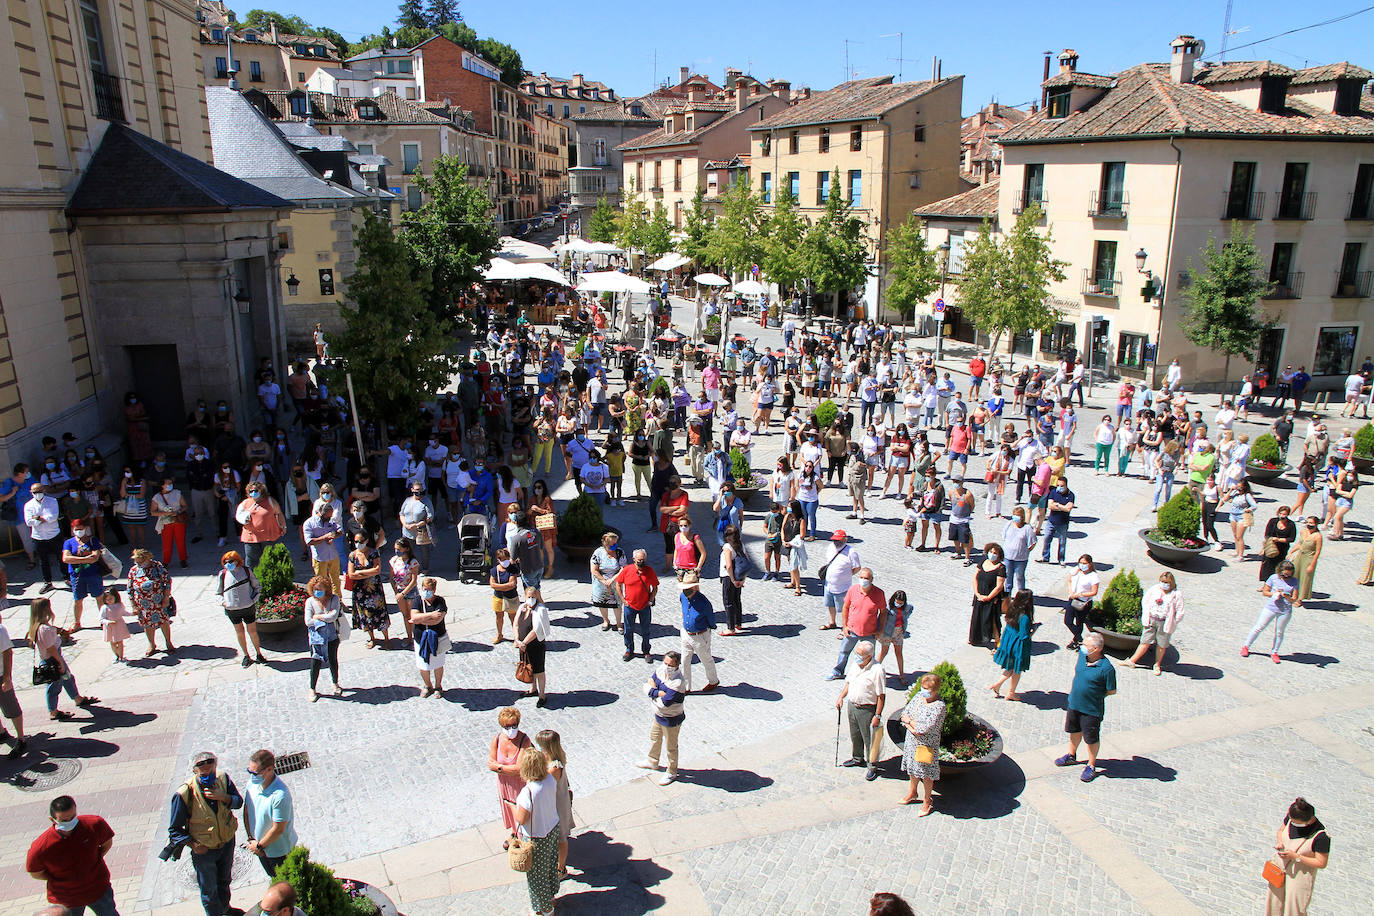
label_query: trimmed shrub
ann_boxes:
[273,846,377,916]
[1153,490,1201,545]
[573,334,588,357]
[649,376,671,399]
[1091,570,1144,636]
[814,399,839,430]
[558,492,604,543]
[932,660,967,741]
[254,542,296,601]
[1355,423,1374,459]
[729,447,751,481]
[1249,433,1282,467]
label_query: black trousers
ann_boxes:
[1064,599,1092,643]
[34,536,61,585]
[1015,468,1033,503]
[309,638,340,690]
[722,578,743,630]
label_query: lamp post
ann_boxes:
[936,239,951,360]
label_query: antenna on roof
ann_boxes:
[879,32,912,82]
[843,38,862,85]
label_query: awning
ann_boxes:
[648,253,691,271]
[497,236,556,263]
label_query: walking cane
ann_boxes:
[834,704,843,767]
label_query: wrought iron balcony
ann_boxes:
[92,68,125,122]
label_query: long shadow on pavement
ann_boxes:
[547,689,618,710]
[1102,754,1178,781]
[931,753,1026,820]
[451,686,527,711]
[561,830,669,915]
[1012,689,1067,711]
[711,682,783,701]
[673,767,774,792]
[78,708,157,734]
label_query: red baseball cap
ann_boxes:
[830,530,848,540]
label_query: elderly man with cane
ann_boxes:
[834,642,886,781]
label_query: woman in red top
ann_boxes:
[881,426,914,497]
[671,519,706,580]
[489,706,532,845]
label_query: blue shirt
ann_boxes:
[680,590,716,633]
[245,777,297,858]
[1067,650,1117,717]
[62,535,103,580]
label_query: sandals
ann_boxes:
[50,710,74,721]
[75,696,98,708]
[819,623,838,631]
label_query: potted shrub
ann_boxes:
[255,847,396,916]
[728,447,765,503]
[813,398,839,431]
[252,543,307,634]
[703,314,721,344]
[649,376,671,400]
[1352,423,1374,473]
[1088,570,1145,651]
[557,492,614,561]
[1246,433,1289,482]
[1138,490,1209,564]
[886,660,1003,773]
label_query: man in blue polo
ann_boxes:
[676,572,719,693]
[1056,632,1117,782]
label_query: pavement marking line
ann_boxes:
[1022,780,1207,916]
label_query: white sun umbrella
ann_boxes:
[481,259,571,285]
[731,279,767,296]
[648,252,691,272]
[497,236,556,263]
[692,272,729,286]
[576,271,652,294]
[585,242,624,255]
[556,238,600,253]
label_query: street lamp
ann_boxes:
[936,239,951,360]
[285,273,300,296]
[1135,247,1162,304]
[1135,247,1148,272]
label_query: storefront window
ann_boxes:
[1117,332,1148,370]
[1313,326,1357,376]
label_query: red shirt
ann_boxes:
[843,583,886,637]
[949,425,970,454]
[658,491,689,533]
[615,563,660,609]
[26,815,114,906]
[969,357,986,379]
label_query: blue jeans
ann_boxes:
[830,631,876,678]
[623,604,652,655]
[1152,475,1174,509]
[1005,557,1028,592]
[1246,606,1292,653]
[71,886,120,916]
[191,842,235,916]
[801,498,819,533]
[1040,522,1069,563]
[860,400,876,425]
[47,672,80,711]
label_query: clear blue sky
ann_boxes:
[273,0,1374,111]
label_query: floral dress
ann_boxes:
[128,560,172,628]
[900,696,947,782]
[624,391,645,437]
[348,548,388,631]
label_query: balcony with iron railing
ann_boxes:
[1081,268,1121,297]
[1273,191,1316,221]
[1348,192,1374,221]
[1011,190,1046,215]
[1220,190,1265,220]
[1088,190,1128,219]
[1263,271,1304,299]
[1334,270,1373,299]
[92,68,125,121]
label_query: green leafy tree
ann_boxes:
[475,37,523,86]
[328,210,455,424]
[680,186,713,266]
[883,214,941,320]
[705,178,767,277]
[424,0,459,26]
[615,196,649,253]
[802,169,869,297]
[402,156,498,319]
[240,10,348,55]
[397,0,427,30]
[762,188,808,294]
[643,203,674,260]
[587,195,619,243]
[1181,224,1274,385]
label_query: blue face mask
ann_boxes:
[225,561,237,571]
[421,590,435,601]
[248,773,263,785]
[197,773,215,788]
[313,589,325,599]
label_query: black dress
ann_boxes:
[969,562,1006,647]
[1259,517,1297,581]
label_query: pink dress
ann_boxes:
[101,602,132,642]
[494,730,531,831]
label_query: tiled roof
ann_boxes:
[1192,61,1296,85]
[703,155,749,169]
[67,122,290,215]
[247,89,455,125]
[999,63,1374,144]
[1041,70,1114,89]
[1291,62,1374,85]
[912,180,999,220]
[750,76,950,130]
[664,100,733,113]
[616,106,755,152]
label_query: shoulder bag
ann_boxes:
[508,835,534,872]
[336,601,351,641]
[1262,538,1281,559]
[33,656,62,686]
[515,648,533,684]
[1261,860,1285,890]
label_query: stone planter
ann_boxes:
[253,611,304,635]
[1137,528,1210,566]
[558,524,619,562]
[1351,454,1374,475]
[885,710,1003,776]
[248,880,395,916]
[1245,462,1290,483]
[1091,625,1142,652]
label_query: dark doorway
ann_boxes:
[126,345,186,441]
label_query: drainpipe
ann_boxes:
[1152,135,1182,391]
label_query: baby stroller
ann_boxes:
[457,513,490,583]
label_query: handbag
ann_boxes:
[336,606,352,641]
[1262,538,1281,559]
[1070,597,1089,612]
[534,512,556,531]
[113,498,127,516]
[914,745,935,765]
[1262,859,1285,890]
[507,835,535,872]
[100,547,123,579]
[165,596,178,618]
[1243,508,1255,526]
[515,649,533,684]
[33,656,62,686]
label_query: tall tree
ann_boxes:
[762,188,808,295]
[401,156,498,320]
[615,196,649,253]
[883,214,941,321]
[424,0,459,26]
[587,195,618,243]
[680,186,713,266]
[474,37,523,86]
[326,210,455,425]
[643,204,674,261]
[803,169,869,297]
[397,0,427,31]
[1181,224,1274,384]
[705,179,767,278]
[954,221,1010,351]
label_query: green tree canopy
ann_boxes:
[474,37,523,86]
[1181,224,1274,383]
[615,197,649,253]
[762,188,808,294]
[327,211,455,425]
[680,186,713,266]
[802,169,869,295]
[401,156,498,319]
[956,204,1066,361]
[883,214,941,319]
[239,9,348,54]
[705,179,767,278]
[643,204,674,261]
[397,0,426,30]
[587,196,619,243]
[424,0,459,26]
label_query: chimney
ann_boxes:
[735,76,748,111]
[992,101,1000,117]
[270,19,278,43]
[725,67,741,85]
[679,66,690,85]
[1041,51,1051,108]
[769,79,790,99]
[1170,35,1204,84]
[1058,49,1079,74]
[976,110,986,127]
[687,85,699,102]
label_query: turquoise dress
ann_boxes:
[993,611,1032,673]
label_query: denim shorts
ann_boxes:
[824,589,846,609]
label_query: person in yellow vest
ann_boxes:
[167,751,244,916]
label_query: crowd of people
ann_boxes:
[4,292,1351,916]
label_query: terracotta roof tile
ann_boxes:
[1290,62,1374,85]
[246,89,457,125]
[1041,71,1114,89]
[616,107,755,152]
[912,180,999,220]
[1192,61,1296,85]
[1000,63,1374,144]
[749,76,951,130]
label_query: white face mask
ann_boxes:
[503,726,519,740]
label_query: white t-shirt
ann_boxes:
[0,623,12,654]
[257,381,280,409]
[1345,373,1364,397]
[516,775,560,839]
[443,458,466,489]
[588,377,607,404]
[581,461,608,493]
[824,544,860,594]
[1095,423,1115,446]
[1214,409,1236,431]
[1070,570,1101,599]
[385,444,409,478]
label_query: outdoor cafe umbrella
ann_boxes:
[648,252,691,272]
[578,271,652,340]
[731,279,767,296]
[692,272,729,286]
[482,258,571,285]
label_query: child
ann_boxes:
[876,589,910,684]
[762,502,783,582]
[902,497,921,549]
[98,587,134,662]
[603,433,626,506]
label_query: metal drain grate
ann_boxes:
[9,757,83,792]
[274,751,310,775]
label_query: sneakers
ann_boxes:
[622,652,633,662]
[658,771,678,786]
[1080,765,1097,782]
[864,767,879,781]
[240,655,253,668]
[1054,753,1078,767]
[841,757,864,767]
[1240,645,1250,658]
[700,682,719,692]
[1271,653,1281,664]
[825,672,843,681]
[635,759,661,770]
